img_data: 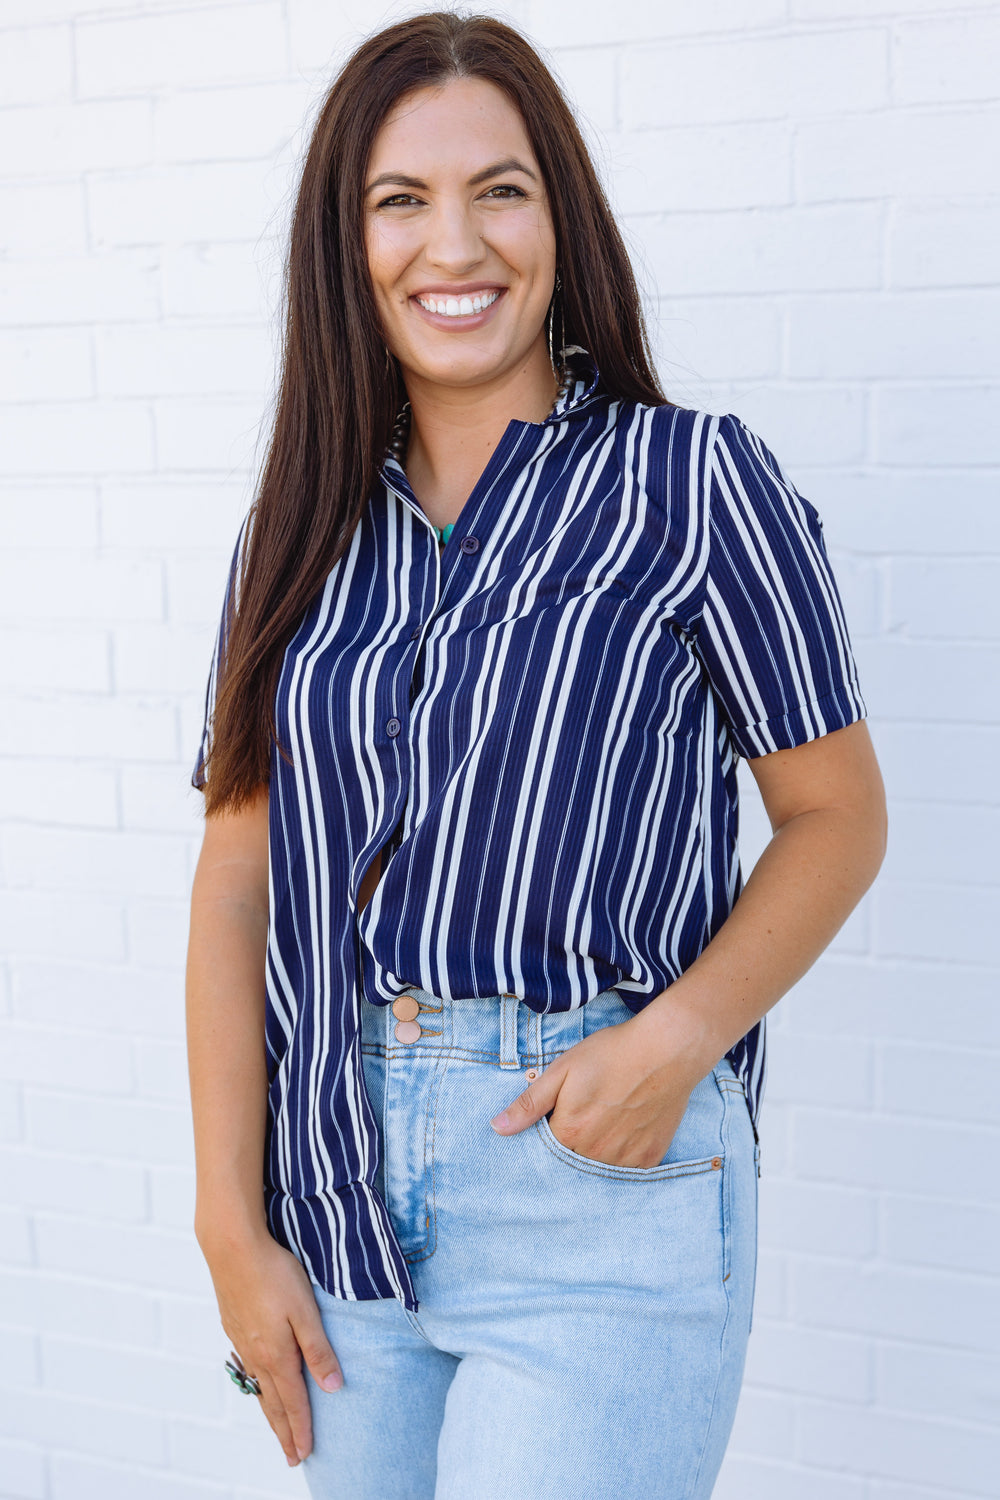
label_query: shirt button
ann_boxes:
[459,535,479,554]
[386,717,401,737]
[410,627,420,640]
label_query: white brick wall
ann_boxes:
[1,2,997,1496]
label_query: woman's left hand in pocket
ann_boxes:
[488,1011,708,1169]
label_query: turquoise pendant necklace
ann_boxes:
[433,522,455,546]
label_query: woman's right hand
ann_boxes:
[203,1227,344,1466]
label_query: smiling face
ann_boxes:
[364,76,558,400]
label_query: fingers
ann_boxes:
[215,1239,342,1466]
[490,1067,559,1134]
[253,1366,302,1467]
[298,1318,344,1394]
[268,1347,317,1464]
[239,1342,316,1466]
[230,1319,319,1466]
[245,1306,344,1465]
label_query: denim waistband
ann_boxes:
[361,984,636,1072]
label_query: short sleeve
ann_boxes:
[693,414,867,760]
[191,512,253,792]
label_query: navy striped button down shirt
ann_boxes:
[194,349,867,1311]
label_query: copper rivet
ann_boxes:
[394,1019,422,1044]
[711,1156,722,1169]
[525,1069,538,1080]
[392,994,420,1022]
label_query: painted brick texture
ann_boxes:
[1,2,997,1496]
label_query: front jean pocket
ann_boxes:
[533,1112,725,1182]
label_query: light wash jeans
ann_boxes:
[302,985,759,1499]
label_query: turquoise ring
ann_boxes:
[225,1350,262,1397]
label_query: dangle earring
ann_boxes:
[547,271,562,377]
[547,271,569,414]
[387,399,411,465]
[384,343,411,467]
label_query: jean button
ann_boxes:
[394,1020,422,1044]
[392,995,420,1021]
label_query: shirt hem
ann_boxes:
[266,1183,419,1314]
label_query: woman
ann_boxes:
[186,12,886,1498]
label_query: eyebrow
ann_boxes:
[365,156,538,195]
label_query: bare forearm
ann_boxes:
[184,800,343,1465]
[186,886,270,1251]
[639,804,886,1075]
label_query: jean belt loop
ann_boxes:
[499,994,521,1069]
[528,1003,543,1066]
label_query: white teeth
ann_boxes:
[416,290,500,317]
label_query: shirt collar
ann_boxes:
[381,347,604,483]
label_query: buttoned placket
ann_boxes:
[356,359,605,926]
[355,422,547,932]
[377,417,533,738]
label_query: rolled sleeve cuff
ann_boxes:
[727,680,868,760]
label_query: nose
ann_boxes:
[424,200,486,274]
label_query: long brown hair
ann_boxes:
[201,9,667,815]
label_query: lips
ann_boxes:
[414,289,502,318]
